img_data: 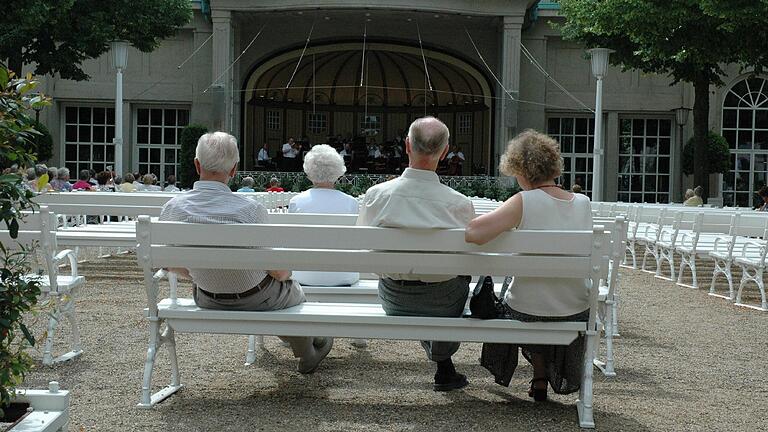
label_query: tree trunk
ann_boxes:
[692,76,711,201]
[7,47,23,77]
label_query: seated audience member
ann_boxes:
[87,169,98,186]
[446,145,465,175]
[23,167,37,192]
[237,176,256,192]
[120,173,137,192]
[133,172,145,191]
[571,184,583,194]
[289,144,359,286]
[160,131,332,373]
[357,116,476,391]
[266,177,284,192]
[758,186,768,211]
[164,175,180,192]
[72,169,94,191]
[465,130,592,402]
[46,166,57,186]
[95,171,115,191]
[142,174,162,191]
[50,167,73,192]
[684,186,703,206]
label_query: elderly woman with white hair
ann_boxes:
[289,144,359,286]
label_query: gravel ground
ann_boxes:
[20,249,768,431]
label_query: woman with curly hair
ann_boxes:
[465,129,593,402]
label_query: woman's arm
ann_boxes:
[465,193,523,245]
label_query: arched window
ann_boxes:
[722,77,768,207]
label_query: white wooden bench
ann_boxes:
[136,218,609,428]
[0,207,84,365]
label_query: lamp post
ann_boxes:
[111,41,129,176]
[588,48,613,202]
[673,106,691,201]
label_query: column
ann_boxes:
[495,16,524,174]
[190,23,213,125]
[604,112,619,201]
[211,10,233,133]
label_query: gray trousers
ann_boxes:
[193,278,315,359]
[378,276,471,362]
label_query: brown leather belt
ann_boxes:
[384,278,430,286]
[197,275,274,300]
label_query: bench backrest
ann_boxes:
[0,207,59,289]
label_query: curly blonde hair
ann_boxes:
[499,130,563,184]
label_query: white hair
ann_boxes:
[408,116,449,155]
[303,144,346,184]
[195,132,240,173]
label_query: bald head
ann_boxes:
[407,117,450,156]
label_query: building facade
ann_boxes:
[32,0,767,205]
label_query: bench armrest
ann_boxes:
[678,231,696,248]
[53,249,79,278]
[740,239,767,258]
[712,235,733,253]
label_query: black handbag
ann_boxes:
[469,276,513,319]
[469,276,498,319]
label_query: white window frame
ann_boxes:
[266,110,281,131]
[132,105,190,182]
[60,103,116,176]
[307,112,328,134]
[547,115,595,196]
[617,116,673,204]
[457,113,472,135]
[721,76,768,207]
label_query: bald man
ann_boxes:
[357,116,476,391]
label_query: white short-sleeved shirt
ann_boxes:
[357,167,476,282]
[159,181,269,294]
[504,189,593,316]
[282,143,297,158]
[288,188,360,286]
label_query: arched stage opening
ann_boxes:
[241,42,494,174]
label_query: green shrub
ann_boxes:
[681,131,731,176]
[178,124,208,188]
[0,67,48,416]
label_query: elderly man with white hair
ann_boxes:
[357,116,476,391]
[159,132,333,374]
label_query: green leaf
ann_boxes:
[19,323,35,346]
[9,218,18,238]
[0,67,8,87]
[36,173,49,191]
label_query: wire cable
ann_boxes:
[203,24,265,93]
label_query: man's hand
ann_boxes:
[168,267,191,280]
[268,270,292,281]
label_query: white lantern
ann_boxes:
[674,106,691,127]
[111,41,129,70]
[588,48,613,79]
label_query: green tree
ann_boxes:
[681,131,731,177]
[0,0,191,80]
[558,0,768,199]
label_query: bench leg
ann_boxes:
[579,330,597,428]
[735,266,768,311]
[709,258,733,299]
[611,293,620,337]
[137,320,182,408]
[244,335,264,366]
[42,294,60,366]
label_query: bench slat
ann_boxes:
[147,222,595,255]
[149,246,594,278]
[158,299,584,345]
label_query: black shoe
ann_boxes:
[433,372,469,392]
[528,377,548,402]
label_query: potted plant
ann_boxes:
[0,68,70,431]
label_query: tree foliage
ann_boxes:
[0,0,192,80]
[0,66,47,415]
[557,0,768,199]
[178,124,208,188]
[681,131,731,176]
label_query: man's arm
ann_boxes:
[168,267,191,280]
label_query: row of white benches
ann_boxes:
[8,196,624,429]
[613,204,768,311]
